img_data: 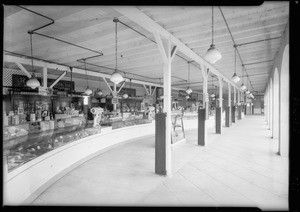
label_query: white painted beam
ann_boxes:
[102,77,113,93]
[233,86,236,104]
[218,77,223,108]
[113,6,241,91]
[49,71,67,89]
[153,32,168,64]
[228,84,231,107]
[42,64,47,88]
[15,62,32,78]
[143,84,150,95]
[163,38,172,176]
[170,45,178,61]
[151,86,157,96]
[117,81,126,94]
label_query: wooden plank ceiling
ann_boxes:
[3,3,289,94]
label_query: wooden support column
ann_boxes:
[225,83,231,127]
[154,32,176,176]
[232,87,236,123]
[113,83,117,111]
[216,77,223,134]
[198,108,207,146]
[228,83,232,126]
[201,66,209,120]
[42,64,47,88]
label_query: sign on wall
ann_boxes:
[110,86,136,97]
[12,74,74,91]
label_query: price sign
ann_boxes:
[112,98,119,104]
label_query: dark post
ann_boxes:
[232,106,236,123]
[225,106,230,127]
[155,112,166,175]
[205,102,209,120]
[238,105,242,120]
[198,108,206,146]
[215,107,222,134]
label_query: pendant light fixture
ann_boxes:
[26,33,41,89]
[205,6,222,64]
[110,18,124,85]
[83,59,93,95]
[186,62,193,94]
[240,65,246,90]
[231,46,240,83]
[210,75,215,97]
[185,95,190,99]
[96,78,103,96]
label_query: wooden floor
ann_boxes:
[32,115,288,210]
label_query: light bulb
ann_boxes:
[205,44,222,64]
[110,71,124,84]
[84,87,93,95]
[186,87,192,94]
[231,73,240,83]
[240,83,246,90]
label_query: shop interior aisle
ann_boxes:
[32,115,288,210]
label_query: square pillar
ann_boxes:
[232,106,236,123]
[225,106,230,127]
[202,66,209,120]
[227,84,232,126]
[238,105,242,120]
[155,112,166,175]
[198,108,207,146]
[215,107,222,134]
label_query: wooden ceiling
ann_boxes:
[3,3,289,94]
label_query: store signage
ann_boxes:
[38,87,53,96]
[111,98,119,104]
[112,86,136,97]
[12,74,74,91]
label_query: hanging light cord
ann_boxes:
[234,47,236,74]
[212,6,214,45]
[30,33,35,74]
[115,19,118,71]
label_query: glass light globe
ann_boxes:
[186,87,192,94]
[231,73,240,83]
[240,83,246,90]
[210,93,215,98]
[84,87,93,95]
[26,74,40,89]
[123,93,128,99]
[205,44,222,64]
[110,71,124,84]
[185,95,190,99]
[97,90,103,96]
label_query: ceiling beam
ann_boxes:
[4,54,201,92]
[113,6,241,92]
